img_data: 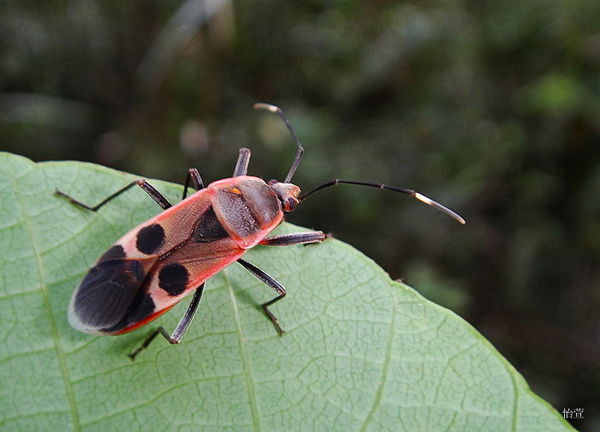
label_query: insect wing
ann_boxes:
[68,255,157,334]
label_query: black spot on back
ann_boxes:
[99,245,126,262]
[159,263,189,296]
[193,206,229,242]
[136,224,165,254]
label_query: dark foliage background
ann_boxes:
[1,0,598,429]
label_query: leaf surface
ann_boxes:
[0,153,575,432]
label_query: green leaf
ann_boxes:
[0,152,575,432]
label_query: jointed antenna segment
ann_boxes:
[253,103,304,183]
[300,179,466,224]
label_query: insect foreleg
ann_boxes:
[128,284,205,360]
[56,179,173,211]
[259,231,327,246]
[237,259,287,335]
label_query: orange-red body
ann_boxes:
[68,176,296,335]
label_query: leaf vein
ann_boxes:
[223,268,262,432]
[358,281,398,432]
[9,168,82,432]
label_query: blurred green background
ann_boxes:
[1,0,598,429]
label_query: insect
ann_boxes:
[57,103,465,359]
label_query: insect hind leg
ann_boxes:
[56,179,172,211]
[128,284,205,360]
[127,327,172,361]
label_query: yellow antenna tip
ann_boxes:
[414,192,466,225]
[253,103,279,113]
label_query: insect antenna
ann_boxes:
[253,103,304,183]
[300,179,466,224]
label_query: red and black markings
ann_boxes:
[136,224,165,254]
[99,244,126,261]
[58,103,465,359]
[158,263,189,297]
[192,207,229,242]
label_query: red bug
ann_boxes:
[57,103,465,359]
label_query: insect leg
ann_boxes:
[128,284,205,360]
[182,168,205,200]
[232,148,251,177]
[237,259,287,335]
[259,231,327,246]
[169,283,205,343]
[56,180,172,211]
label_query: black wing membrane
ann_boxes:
[71,257,154,330]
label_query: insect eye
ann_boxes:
[284,197,298,211]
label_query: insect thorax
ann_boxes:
[211,177,283,246]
